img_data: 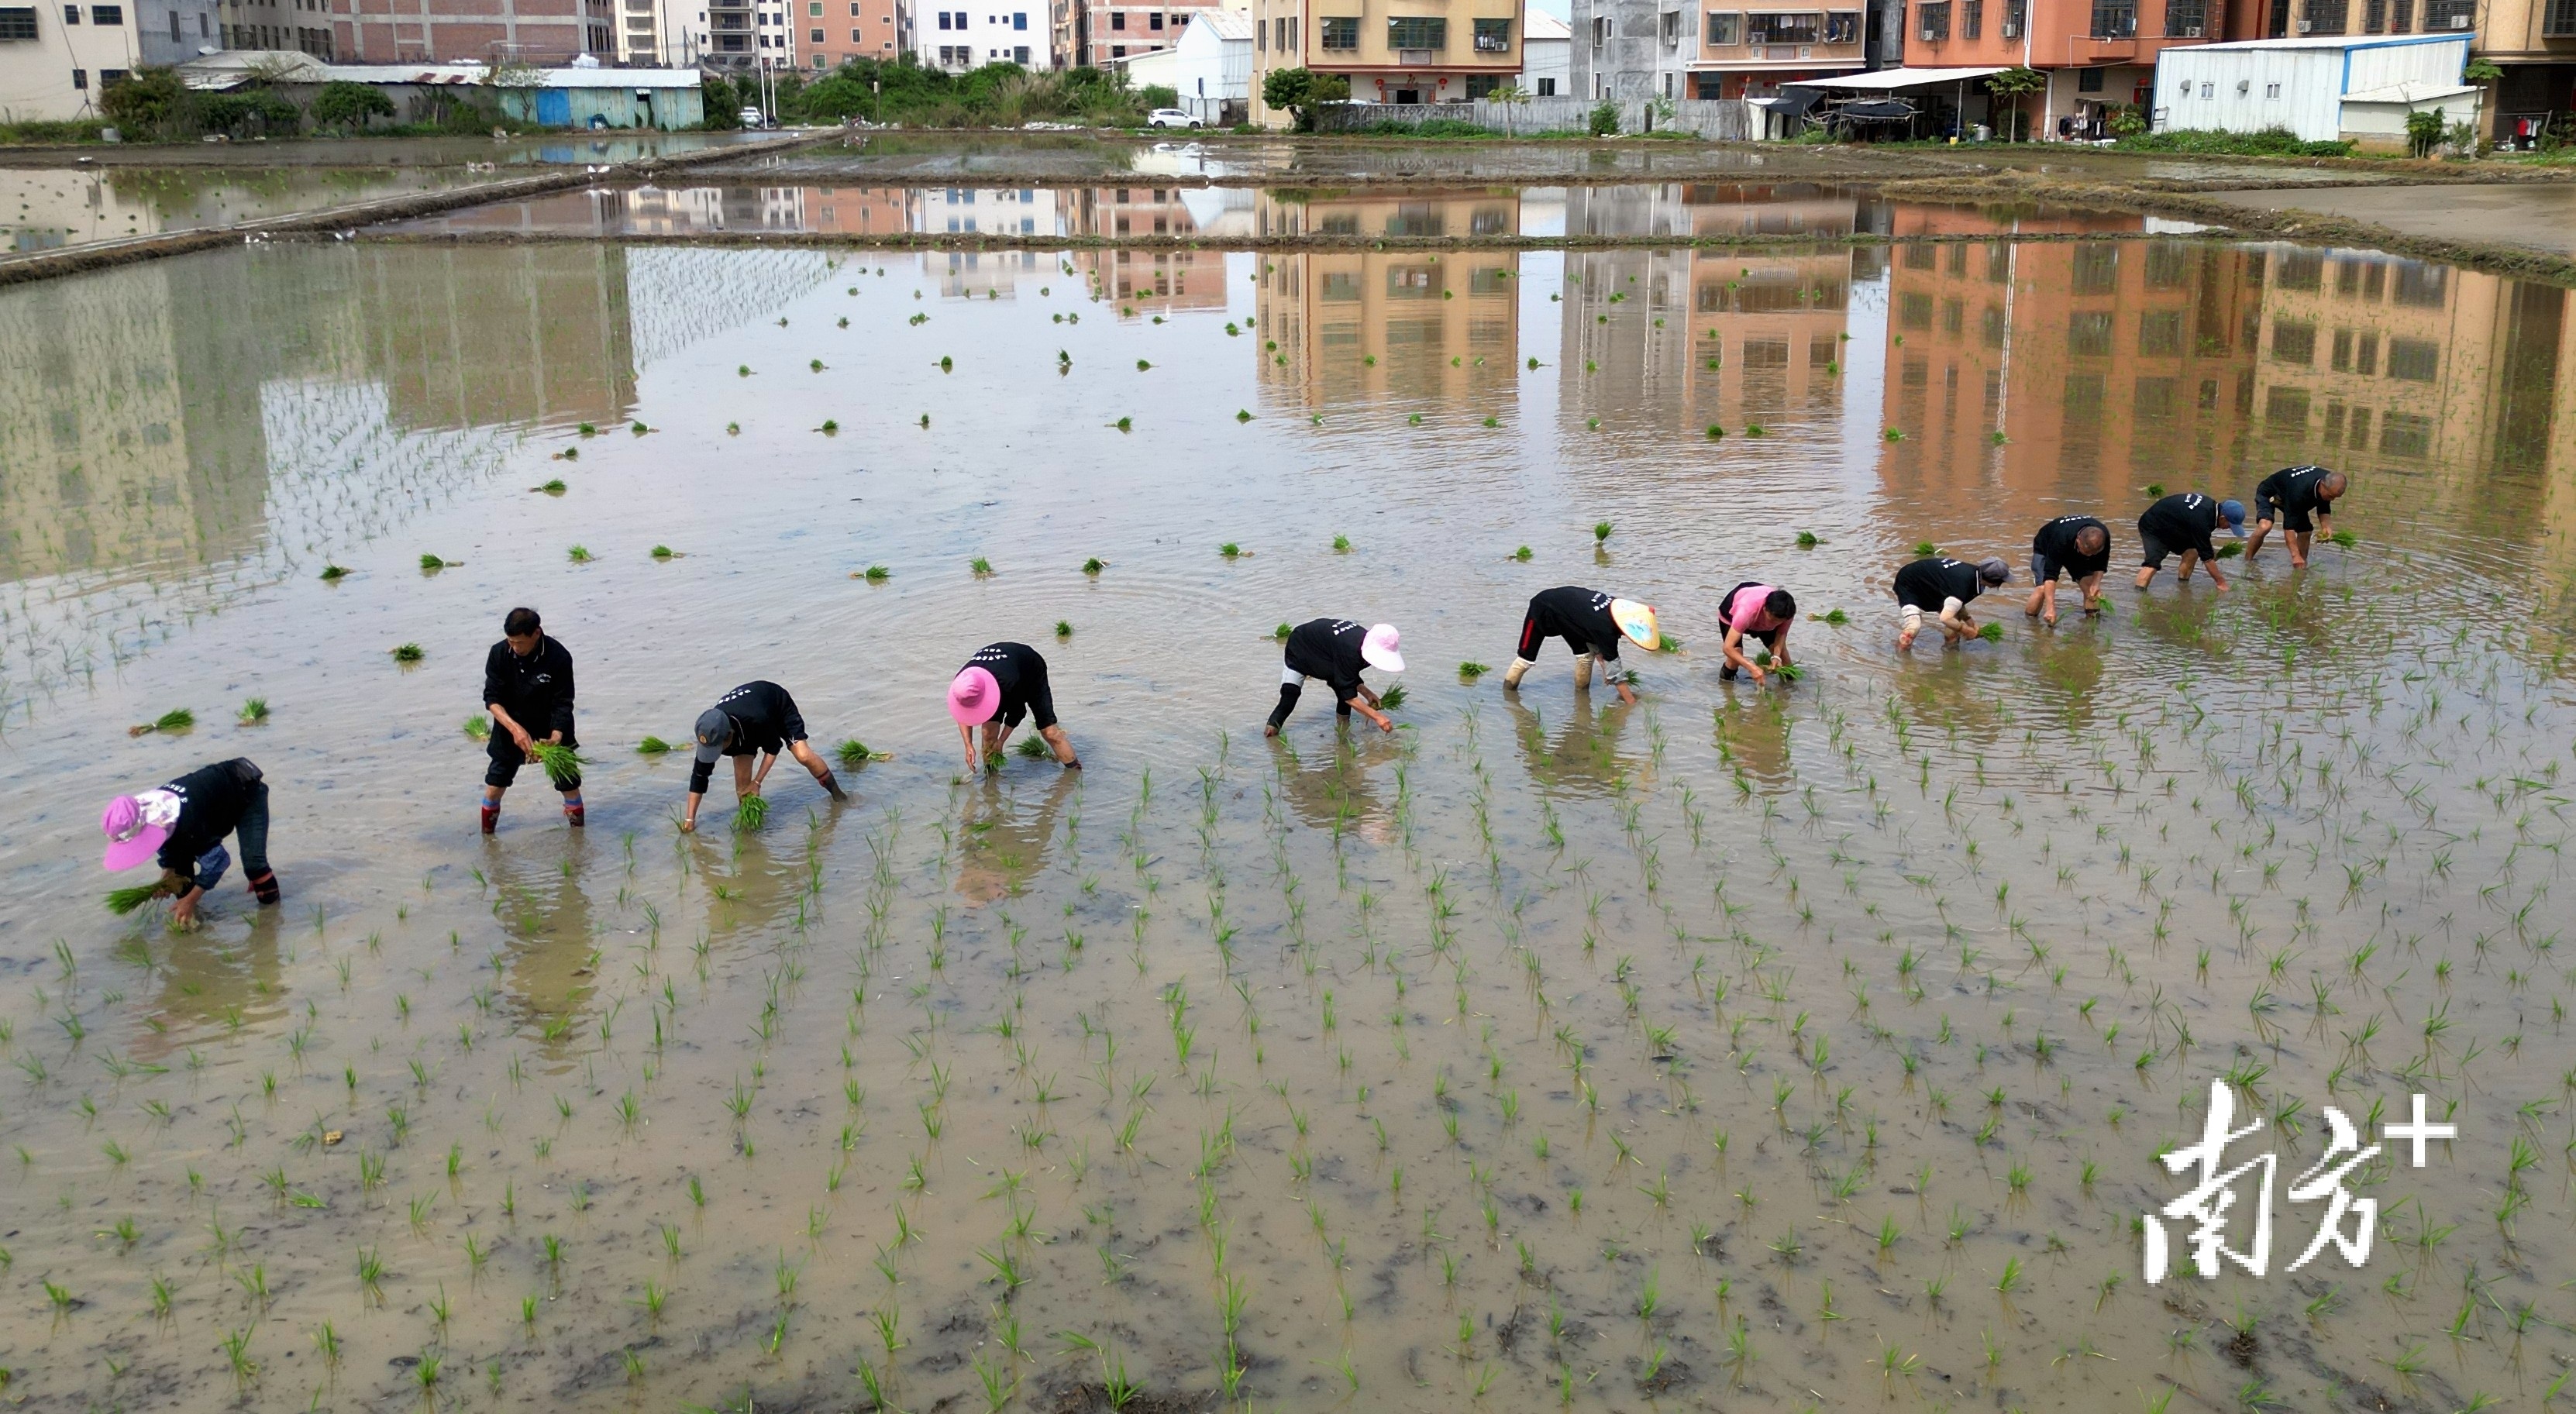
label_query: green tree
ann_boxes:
[1984,66,2044,142]
[2405,105,2445,157]
[1139,83,1179,109]
[1588,99,1619,136]
[312,81,396,131]
[1262,67,1348,132]
[98,66,187,136]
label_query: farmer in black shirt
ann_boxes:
[99,758,277,928]
[1265,619,1403,736]
[1501,587,1659,705]
[480,607,582,834]
[2246,465,2347,567]
[2024,515,2111,625]
[949,641,1083,775]
[1894,556,2009,651]
[683,680,845,831]
[2133,493,2243,592]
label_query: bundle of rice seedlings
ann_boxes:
[531,743,585,790]
[1512,546,1533,562]
[1820,609,1850,625]
[1776,663,1804,683]
[1914,542,1940,558]
[1657,632,1683,652]
[129,708,195,737]
[1458,662,1489,678]
[1796,531,1820,548]
[651,545,677,560]
[1978,623,2005,642]
[837,739,888,767]
[637,736,672,755]
[1273,624,1292,641]
[419,554,453,571]
[1378,685,1407,710]
[463,715,491,741]
[392,644,425,663]
[567,546,594,563]
[734,793,770,831]
[2329,531,2357,549]
[1014,736,1048,759]
[2214,543,2244,559]
[105,883,167,915]
[238,699,270,725]
[319,564,351,582]
[1082,558,1106,575]
[1595,521,1614,543]
[535,479,567,495]
[1055,621,1073,638]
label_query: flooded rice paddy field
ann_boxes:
[4,190,2576,1412]
[2,165,477,253]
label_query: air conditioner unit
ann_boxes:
[1920,26,1937,37]
[2295,18,2312,28]
[2447,13,2468,24]
[2001,19,2019,34]
[2182,23,2200,33]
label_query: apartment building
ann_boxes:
[917,2,1046,66]
[0,0,146,119]
[1247,0,1524,120]
[1253,190,1521,407]
[1057,0,1221,67]
[2461,0,2574,143]
[332,0,611,63]
[1901,0,2259,136]
[801,0,904,65]
[1570,0,1891,100]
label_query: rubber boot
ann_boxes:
[819,771,848,801]
[480,802,499,834]
[247,869,280,906]
[1502,657,1534,690]
[561,792,585,828]
[1573,653,1595,691]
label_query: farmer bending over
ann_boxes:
[949,642,1083,775]
[684,680,845,831]
[2025,516,2111,625]
[1894,556,2009,652]
[1717,581,1796,683]
[1503,587,1660,704]
[102,758,278,929]
[2245,465,2347,567]
[1266,619,1403,736]
[2133,492,2242,592]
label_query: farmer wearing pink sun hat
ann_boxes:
[101,758,278,929]
[1266,619,1403,736]
[950,642,1082,776]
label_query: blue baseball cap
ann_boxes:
[2219,499,2247,535]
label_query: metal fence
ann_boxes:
[1315,96,1756,140]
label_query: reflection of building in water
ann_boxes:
[356,246,639,435]
[1252,190,1520,410]
[916,188,1063,298]
[1068,185,1229,314]
[1876,214,2265,506]
[1562,184,1860,455]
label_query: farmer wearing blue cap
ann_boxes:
[680,681,845,833]
[2133,492,2241,592]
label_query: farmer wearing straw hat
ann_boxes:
[2133,492,2244,592]
[1716,581,1797,685]
[2244,465,2347,567]
[949,642,1083,776]
[680,680,845,833]
[480,607,583,834]
[101,758,279,929]
[1501,587,1659,705]
[1894,556,2011,652]
[1266,619,1404,736]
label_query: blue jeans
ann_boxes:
[191,783,270,891]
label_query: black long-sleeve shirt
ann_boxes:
[156,759,262,872]
[689,681,804,794]
[1893,558,1985,612]
[483,636,577,741]
[2032,515,2111,581]
[1284,619,1371,704]
[2139,493,2225,562]
[2257,465,2335,518]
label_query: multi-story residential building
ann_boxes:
[1247,0,1523,119]
[1253,190,1520,406]
[138,0,221,59]
[332,0,611,63]
[2461,0,2573,143]
[0,0,145,119]
[801,0,904,65]
[917,2,1047,67]
[1059,0,1220,68]
[1901,0,2257,136]
[1569,0,1896,101]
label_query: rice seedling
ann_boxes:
[1056,620,1073,637]
[1796,531,1820,547]
[1978,623,2004,642]
[536,479,567,494]
[1514,545,1533,561]
[1220,543,1243,558]
[651,545,676,559]
[319,563,350,581]
[419,553,455,570]
[1594,521,1613,542]
[970,557,994,576]
[127,708,195,736]
[735,794,771,832]
[1083,557,1107,574]
[837,738,887,767]
[236,698,268,724]
[1379,684,1408,710]
[568,545,594,563]
[1333,534,1352,551]
[464,715,491,741]
[2330,530,2357,548]
[638,735,671,755]
[391,644,425,663]
[819,419,839,434]
[105,884,167,916]
[1459,662,1490,677]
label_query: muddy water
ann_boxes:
[2,194,2574,1414]
[1,166,474,251]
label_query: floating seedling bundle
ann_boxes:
[128,709,194,737]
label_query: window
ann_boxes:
[2380,411,2431,456]
[1012,8,1024,24]
[1386,263,1438,297]
[2077,66,2106,93]
[2135,377,2178,419]
[1748,10,1817,40]
[70,64,84,86]
[2271,319,2316,364]
[2547,0,2576,34]
[1962,0,1980,35]
[167,8,177,39]
[2088,0,2131,32]
[2072,244,2119,294]
[1898,291,1932,329]
[1473,15,1509,48]
[1537,76,1555,93]
[2421,0,2470,25]
[1917,0,1947,36]
[2264,387,2310,432]
[1012,41,1027,57]
[937,11,949,26]
[1385,204,1443,236]
[61,3,75,20]
[2166,0,2203,31]
[1320,14,1355,45]
[2391,260,2447,307]
[1466,72,1502,97]
[1387,14,1444,47]
[811,26,822,40]
[2138,308,2183,355]
[1147,8,1159,23]
[1706,10,1741,42]
[851,26,860,38]
[1662,7,1680,40]
[2386,338,2439,380]
[0,6,36,36]
[2264,81,2281,98]
[2304,0,2346,29]
[2145,242,2189,288]
[88,2,116,20]
[1109,41,1123,52]
[2003,0,2024,27]
[2275,248,2323,290]
[1824,9,1856,36]
[2068,310,2114,356]
[1108,9,1121,25]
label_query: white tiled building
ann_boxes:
[917,2,1048,67]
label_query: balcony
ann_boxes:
[1472,32,1508,50]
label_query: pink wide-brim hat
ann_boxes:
[948,666,1001,725]
[101,796,168,872]
[1362,624,1404,673]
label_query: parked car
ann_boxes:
[739,106,770,129]
[1145,108,1203,129]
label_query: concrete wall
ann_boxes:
[1316,94,1754,136]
